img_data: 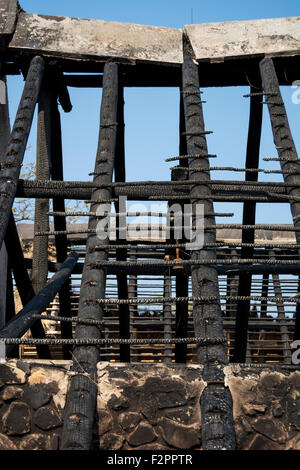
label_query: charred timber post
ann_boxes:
[4,213,50,358]
[182,36,235,450]
[61,63,119,450]
[260,57,300,345]
[233,86,263,362]
[115,81,130,362]
[174,88,188,363]
[31,79,52,295]
[50,96,73,359]
[163,274,172,363]
[0,252,78,357]
[0,65,10,329]
[0,56,45,250]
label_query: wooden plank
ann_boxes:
[185,17,300,62]
[9,12,183,65]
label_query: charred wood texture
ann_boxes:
[182,36,235,450]
[0,252,78,357]
[50,97,73,358]
[233,86,263,362]
[260,57,300,344]
[61,63,119,450]
[0,56,45,250]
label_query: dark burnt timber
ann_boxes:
[0,251,78,356]
[31,80,51,295]
[114,82,130,362]
[14,178,294,202]
[233,86,263,363]
[0,55,44,250]
[50,97,73,359]
[61,63,119,450]
[173,89,188,363]
[260,58,300,343]
[4,213,50,358]
[181,36,235,450]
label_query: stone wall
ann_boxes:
[0,360,299,450]
[97,363,300,451]
[0,360,70,450]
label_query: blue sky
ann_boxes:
[7,0,300,225]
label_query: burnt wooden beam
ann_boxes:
[114,82,130,362]
[4,213,51,358]
[163,273,172,363]
[269,250,291,364]
[50,97,73,358]
[0,55,45,250]
[233,86,263,363]
[5,258,14,323]
[15,178,291,202]
[0,64,10,329]
[260,273,269,319]
[61,63,119,450]
[173,88,188,363]
[260,57,300,347]
[0,251,78,357]
[31,80,51,295]
[182,35,235,450]
[0,0,19,48]
[225,249,238,321]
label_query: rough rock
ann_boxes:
[33,406,61,430]
[247,434,282,450]
[108,394,129,412]
[242,403,267,416]
[0,364,26,385]
[100,432,124,450]
[98,409,113,436]
[127,422,157,447]
[252,417,287,443]
[162,407,194,425]
[288,397,300,430]
[1,386,24,402]
[16,361,31,375]
[23,383,52,410]
[3,402,31,435]
[272,403,284,418]
[134,442,170,450]
[158,417,200,449]
[119,412,141,432]
[0,433,17,450]
[19,433,59,450]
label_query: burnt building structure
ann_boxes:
[0,0,299,451]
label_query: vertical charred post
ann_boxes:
[50,95,73,359]
[0,65,10,329]
[163,273,172,363]
[61,63,119,450]
[32,80,51,294]
[0,56,45,249]
[233,86,263,363]
[260,58,300,347]
[182,35,235,450]
[114,80,130,362]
